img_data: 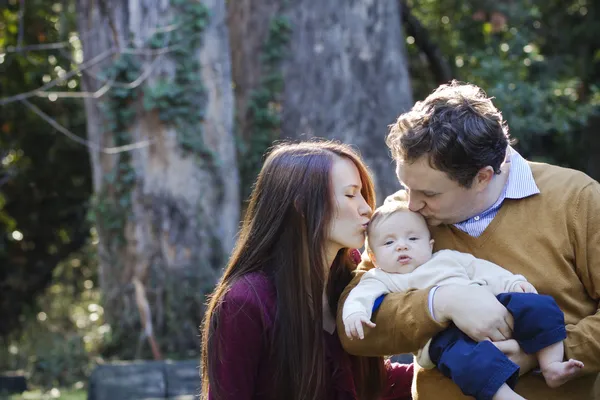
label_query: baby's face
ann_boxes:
[369,211,434,274]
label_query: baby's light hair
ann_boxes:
[365,200,413,254]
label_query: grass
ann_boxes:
[7,389,85,400]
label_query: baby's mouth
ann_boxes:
[397,255,411,263]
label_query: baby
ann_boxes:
[342,201,584,400]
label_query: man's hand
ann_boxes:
[493,339,539,376]
[433,285,514,342]
[344,312,376,340]
[511,281,538,294]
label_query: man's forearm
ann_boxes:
[565,315,600,374]
[565,182,600,373]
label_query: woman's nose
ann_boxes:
[358,197,372,217]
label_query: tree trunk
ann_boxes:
[229,0,413,201]
[76,0,238,357]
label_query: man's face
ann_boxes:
[396,156,483,226]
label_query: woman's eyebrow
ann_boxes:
[344,184,362,190]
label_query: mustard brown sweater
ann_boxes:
[337,162,600,399]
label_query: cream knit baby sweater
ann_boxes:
[342,249,527,368]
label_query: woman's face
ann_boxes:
[326,156,372,259]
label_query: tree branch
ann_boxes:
[0,44,180,105]
[0,48,116,106]
[36,52,165,98]
[399,0,453,85]
[21,98,155,154]
[17,0,25,51]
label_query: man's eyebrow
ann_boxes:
[402,183,437,195]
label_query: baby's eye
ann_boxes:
[384,240,394,246]
[409,237,419,241]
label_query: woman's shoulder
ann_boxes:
[215,272,276,348]
[224,272,276,312]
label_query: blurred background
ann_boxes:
[0,0,598,398]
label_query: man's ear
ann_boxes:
[474,166,495,191]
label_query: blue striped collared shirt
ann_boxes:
[426,147,540,320]
[453,147,540,237]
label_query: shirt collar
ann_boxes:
[503,146,540,199]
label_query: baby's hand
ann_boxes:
[343,312,376,340]
[512,281,538,294]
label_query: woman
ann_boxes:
[200,141,413,400]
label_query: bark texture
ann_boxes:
[77,0,238,355]
[229,0,413,202]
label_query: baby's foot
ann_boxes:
[542,359,584,388]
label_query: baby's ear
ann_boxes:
[429,239,435,250]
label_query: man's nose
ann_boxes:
[408,193,425,212]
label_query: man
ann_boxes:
[337,81,600,399]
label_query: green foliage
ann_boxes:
[0,0,92,337]
[142,1,212,157]
[8,388,86,400]
[88,54,141,248]
[405,0,600,170]
[0,243,101,391]
[239,16,292,198]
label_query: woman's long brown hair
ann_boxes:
[200,140,386,400]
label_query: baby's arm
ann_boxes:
[466,255,531,295]
[342,272,392,339]
[344,312,376,340]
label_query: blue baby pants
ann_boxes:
[428,292,567,400]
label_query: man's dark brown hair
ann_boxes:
[386,80,514,187]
